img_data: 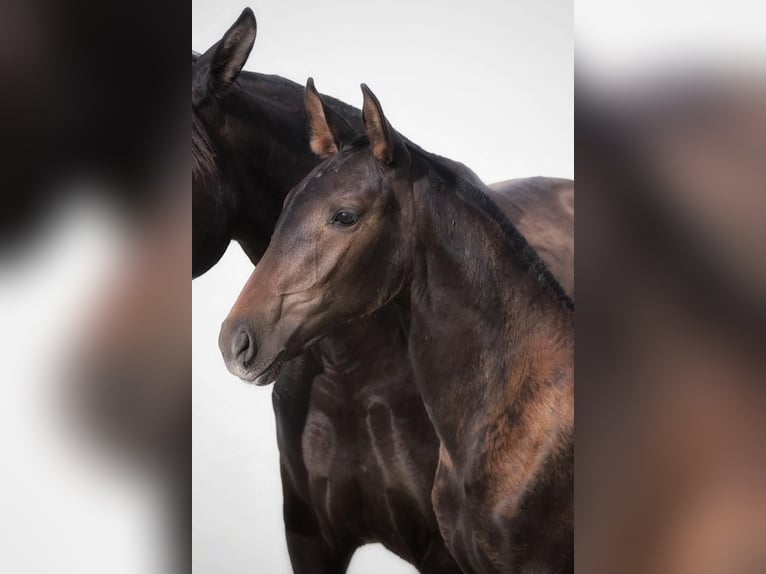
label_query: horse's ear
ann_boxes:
[304,78,357,159]
[193,8,256,104]
[361,84,399,165]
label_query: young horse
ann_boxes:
[219,86,574,574]
[198,9,573,573]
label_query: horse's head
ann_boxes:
[192,8,256,173]
[191,8,257,276]
[219,83,414,384]
[192,8,256,277]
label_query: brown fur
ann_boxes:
[487,178,574,297]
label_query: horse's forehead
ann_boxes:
[309,151,375,191]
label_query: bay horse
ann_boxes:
[196,9,573,573]
[219,85,574,574]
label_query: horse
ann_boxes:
[195,9,573,573]
[218,84,574,574]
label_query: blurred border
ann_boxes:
[576,20,765,572]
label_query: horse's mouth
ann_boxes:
[245,352,286,387]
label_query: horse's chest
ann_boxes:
[300,377,436,547]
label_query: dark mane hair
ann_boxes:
[250,72,363,133]
[410,144,574,311]
[192,108,219,188]
[344,134,572,309]
[192,68,362,195]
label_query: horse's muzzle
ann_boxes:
[219,322,257,379]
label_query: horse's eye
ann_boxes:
[331,210,359,226]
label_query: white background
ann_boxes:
[192,1,572,573]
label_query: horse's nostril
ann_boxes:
[232,329,255,367]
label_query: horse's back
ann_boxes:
[486,177,574,298]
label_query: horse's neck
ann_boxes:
[232,73,319,187]
[219,74,319,254]
[308,304,411,396]
[404,167,574,465]
[227,72,363,228]
[236,71,362,169]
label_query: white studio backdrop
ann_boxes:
[192,1,573,573]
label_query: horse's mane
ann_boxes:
[407,142,574,311]
[191,50,220,187]
[236,71,363,129]
[192,67,363,191]
[192,108,219,187]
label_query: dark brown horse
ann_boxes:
[219,85,574,574]
[196,9,573,573]
[192,10,362,277]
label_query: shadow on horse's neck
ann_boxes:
[224,72,363,262]
[212,72,310,260]
[400,150,574,460]
[305,303,412,397]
